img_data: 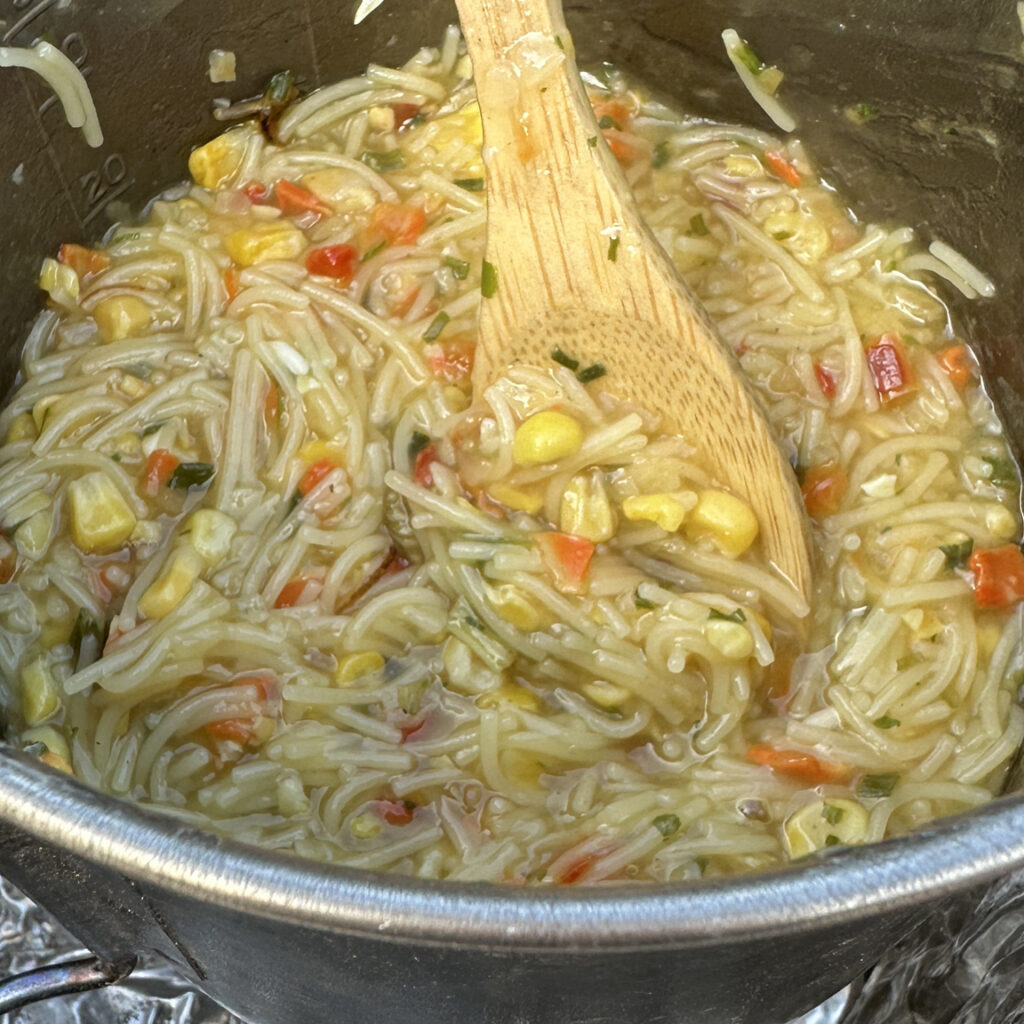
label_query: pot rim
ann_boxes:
[1,749,1022,949]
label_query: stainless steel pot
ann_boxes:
[0,2,1022,1022]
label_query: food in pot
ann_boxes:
[0,28,1020,884]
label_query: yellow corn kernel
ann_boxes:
[5,412,37,444]
[40,751,74,774]
[336,651,386,685]
[188,131,246,189]
[704,619,754,659]
[226,223,305,268]
[300,169,376,214]
[725,154,762,177]
[477,683,540,712]
[301,384,343,437]
[622,492,692,533]
[784,798,869,859]
[512,411,584,466]
[487,584,543,631]
[21,657,61,726]
[763,211,830,264]
[93,295,152,343]
[487,482,544,515]
[68,472,137,554]
[350,813,382,839]
[23,725,71,765]
[367,104,396,133]
[560,470,616,542]
[14,506,53,561]
[297,440,347,465]
[185,509,238,568]
[985,505,1019,541]
[686,489,759,557]
[117,373,150,400]
[581,679,630,708]
[38,257,79,304]
[138,545,204,620]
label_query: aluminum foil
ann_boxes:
[2,870,1023,1023]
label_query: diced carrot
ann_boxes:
[557,851,599,885]
[426,336,476,385]
[414,444,438,488]
[142,449,180,497]
[800,461,847,519]
[866,333,917,404]
[763,150,802,187]
[58,243,110,280]
[814,363,836,399]
[747,745,849,785]
[232,671,277,701]
[373,798,416,825]
[224,266,241,302]
[603,130,649,164]
[392,103,422,130]
[362,202,426,249]
[968,545,1024,609]
[244,181,270,204]
[591,98,632,129]
[535,532,595,593]
[305,243,359,284]
[264,380,279,425]
[274,576,320,609]
[937,343,974,392]
[204,672,276,746]
[275,179,332,218]
[297,458,339,496]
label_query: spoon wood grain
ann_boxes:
[455,0,812,613]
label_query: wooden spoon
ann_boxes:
[455,0,812,613]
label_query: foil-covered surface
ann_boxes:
[2,870,1023,1023]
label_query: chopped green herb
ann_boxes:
[597,114,622,131]
[286,489,303,515]
[857,772,900,799]
[634,590,657,610]
[653,813,681,837]
[939,537,973,570]
[607,234,620,262]
[824,834,841,847]
[70,610,107,672]
[857,102,879,120]
[464,613,485,631]
[481,260,498,298]
[423,312,450,341]
[587,135,598,148]
[361,241,387,262]
[821,803,844,825]
[551,347,580,372]
[984,456,1019,489]
[576,363,607,384]
[263,70,296,106]
[360,149,405,173]
[442,255,470,280]
[687,213,709,237]
[111,452,122,463]
[141,421,166,437]
[772,231,794,241]
[709,607,746,623]
[734,40,765,76]
[554,34,565,50]
[408,431,431,461]
[874,715,900,730]
[453,177,485,192]
[168,462,216,490]
[652,140,670,168]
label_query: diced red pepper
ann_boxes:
[801,462,848,519]
[142,449,180,497]
[968,545,1024,609]
[426,336,476,385]
[297,458,339,496]
[414,444,438,488]
[58,243,110,280]
[535,532,595,593]
[747,745,849,785]
[373,798,416,825]
[274,576,320,609]
[275,180,332,218]
[224,266,241,302]
[203,672,276,746]
[556,851,599,885]
[244,181,271,204]
[305,243,359,284]
[392,103,422,130]
[362,202,426,249]
[936,344,974,392]
[814,363,837,399]
[866,333,917,404]
[763,150,802,187]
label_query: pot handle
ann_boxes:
[0,953,137,1014]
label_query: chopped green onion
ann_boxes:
[408,431,431,461]
[857,102,879,120]
[607,234,620,262]
[168,462,215,490]
[551,347,580,372]
[360,149,405,173]
[576,363,606,384]
[597,114,622,131]
[857,772,900,799]
[361,240,386,262]
[464,613,485,631]
[653,813,680,837]
[423,312,450,341]
[734,40,765,76]
[687,213,709,237]
[141,421,166,437]
[443,255,470,280]
[709,607,746,623]
[939,537,973,570]
[772,231,794,241]
[821,803,844,825]
[587,135,598,148]
[984,456,1019,489]
[454,177,485,192]
[481,260,498,298]
[554,35,565,50]
[824,834,841,847]
[873,715,900,730]
[652,140,670,168]
[263,70,296,106]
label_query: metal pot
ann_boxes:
[0,1,1022,1022]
